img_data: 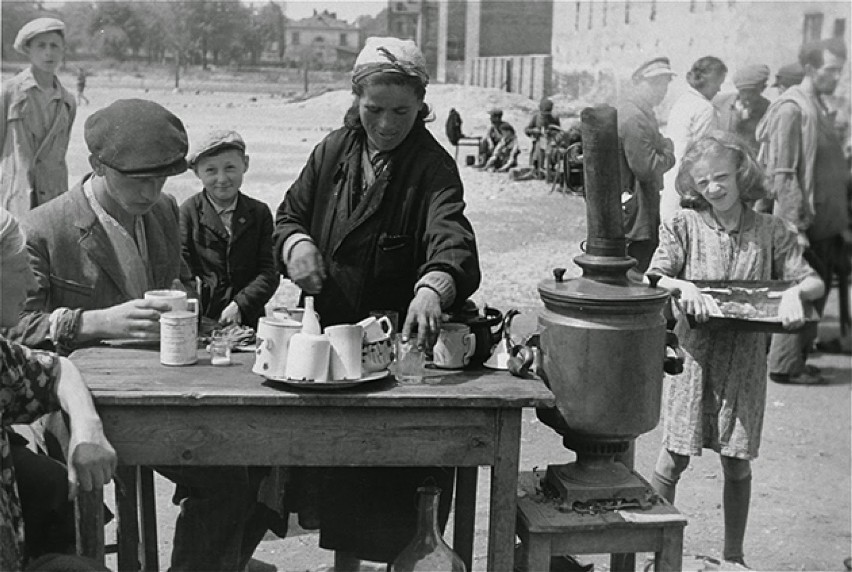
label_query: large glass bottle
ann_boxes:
[390,486,467,572]
[301,296,322,335]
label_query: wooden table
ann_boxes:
[71,347,555,571]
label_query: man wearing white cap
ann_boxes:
[618,57,677,271]
[1,17,76,218]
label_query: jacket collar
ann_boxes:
[72,175,133,299]
[198,191,255,244]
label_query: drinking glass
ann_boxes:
[208,330,232,366]
[394,337,424,385]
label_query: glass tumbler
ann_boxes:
[394,337,424,385]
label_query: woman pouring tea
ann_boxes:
[274,37,480,570]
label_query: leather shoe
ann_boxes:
[770,370,826,385]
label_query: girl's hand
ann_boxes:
[778,286,806,330]
[401,288,442,350]
[677,280,712,323]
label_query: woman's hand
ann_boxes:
[778,286,806,330]
[287,240,326,295]
[67,422,118,500]
[402,287,442,350]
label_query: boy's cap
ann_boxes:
[488,108,503,118]
[14,18,65,54]
[773,62,805,87]
[632,57,676,81]
[188,130,246,167]
[85,99,188,178]
[733,64,770,89]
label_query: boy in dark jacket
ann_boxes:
[180,130,278,328]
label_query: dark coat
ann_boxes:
[179,191,278,328]
[274,120,480,563]
[11,176,188,353]
[274,121,480,327]
[618,95,676,243]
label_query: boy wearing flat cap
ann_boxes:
[477,108,504,167]
[9,99,270,571]
[525,97,561,177]
[180,130,277,329]
[1,17,76,218]
[714,63,771,151]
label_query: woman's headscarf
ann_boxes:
[352,37,429,87]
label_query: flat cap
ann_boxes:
[632,57,676,81]
[85,99,188,178]
[733,64,770,89]
[14,17,65,54]
[488,108,503,117]
[773,62,805,87]
[539,98,554,112]
[188,130,246,167]
[353,37,429,86]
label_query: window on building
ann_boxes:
[314,36,324,43]
[834,18,846,38]
[588,1,593,29]
[650,0,656,21]
[340,33,348,46]
[625,0,630,24]
[803,12,824,43]
[292,32,300,45]
[575,1,581,30]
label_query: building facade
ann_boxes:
[552,1,850,106]
[285,9,360,68]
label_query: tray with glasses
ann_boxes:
[685,280,818,333]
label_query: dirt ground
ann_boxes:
[33,71,852,571]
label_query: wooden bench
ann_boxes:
[515,471,686,572]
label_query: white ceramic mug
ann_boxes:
[285,332,331,381]
[253,317,302,378]
[357,315,394,343]
[325,324,363,380]
[145,289,199,315]
[432,323,476,369]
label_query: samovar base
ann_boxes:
[544,461,649,506]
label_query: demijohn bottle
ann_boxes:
[390,486,466,572]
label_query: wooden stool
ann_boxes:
[515,471,686,572]
[454,136,482,163]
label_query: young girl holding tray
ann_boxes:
[646,131,824,567]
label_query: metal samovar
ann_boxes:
[536,105,670,506]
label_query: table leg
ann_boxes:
[139,467,159,571]
[656,525,684,572]
[524,534,551,572]
[75,486,104,563]
[453,466,477,571]
[611,552,636,572]
[488,410,522,571]
[116,466,140,571]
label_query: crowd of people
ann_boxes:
[0,13,849,572]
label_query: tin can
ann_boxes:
[160,310,198,366]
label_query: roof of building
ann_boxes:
[289,9,358,31]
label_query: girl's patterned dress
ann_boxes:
[648,207,817,460]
